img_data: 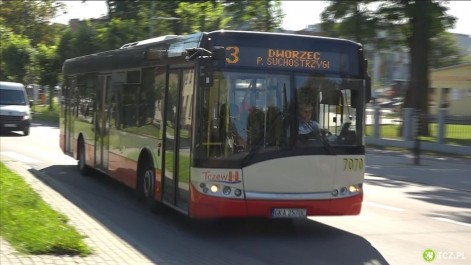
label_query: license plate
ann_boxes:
[271,208,307,218]
[3,124,16,128]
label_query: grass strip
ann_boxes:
[0,162,91,256]
[31,104,59,122]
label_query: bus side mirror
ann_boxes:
[351,77,371,108]
[198,57,214,87]
[365,75,371,103]
[364,59,371,103]
[212,46,225,60]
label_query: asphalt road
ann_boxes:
[1,120,470,265]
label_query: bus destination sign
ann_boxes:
[224,46,346,72]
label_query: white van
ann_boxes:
[0,81,32,136]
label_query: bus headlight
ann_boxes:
[210,185,219,193]
[348,184,362,194]
[195,182,243,199]
[349,185,359,193]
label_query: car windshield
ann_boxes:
[0,89,27,105]
[194,70,364,163]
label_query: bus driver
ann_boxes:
[298,103,322,138]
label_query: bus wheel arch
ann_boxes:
[77,134,91,176]
[137,148,160,211]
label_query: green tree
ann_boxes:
[106,0,141,20]
[429,32,464,69]
[72,21,101,56]
[224,0,283,31]
[176,1,230,33]
[104,0,179,38]
[321,0,457,136]
[96,18,146,50]
[56,21,101,65]
[321,0,378,45]
[57,29,76,61]
[0,0,65,46]
[0,25,33,83]
[36,44,61,110]
[376,0,456,136]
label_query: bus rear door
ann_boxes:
[95,74,111,172]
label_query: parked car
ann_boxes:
[0,81,32,136]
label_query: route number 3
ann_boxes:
[226,46,239,64]
[343,158,364,171]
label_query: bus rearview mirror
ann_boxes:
[198,57,214,87]
[212,46,225,60]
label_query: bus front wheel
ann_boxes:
[139,160,160,212]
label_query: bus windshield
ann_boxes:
[195,70,364,163]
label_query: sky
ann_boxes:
[52,1,471,36]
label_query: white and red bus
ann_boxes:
[60,30,371,218]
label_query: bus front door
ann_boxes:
[95,75,111,172]
[163,71,179,206]
[162,69,193,212]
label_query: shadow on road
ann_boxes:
[366,172,471,208]
[407,187,471,209]
[31,118,59,129]
[364,176,413,189]
[0,131,24,137]
[32,164,390,265]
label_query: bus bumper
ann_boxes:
[189,185,363,218]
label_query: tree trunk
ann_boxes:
[407,0,431,137]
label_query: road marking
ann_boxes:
[364,201,406,212]
[433,217,471,228]
[0,152,42,164]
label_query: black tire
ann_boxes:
[23,127,30,136]
[77,139,91,176]
[139,159,160,212]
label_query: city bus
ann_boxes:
[60,30,371,218]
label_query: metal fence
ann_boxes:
[365,107,471,156]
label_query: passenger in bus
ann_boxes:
[298,103,322,138]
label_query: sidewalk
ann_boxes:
[0,160,154,265]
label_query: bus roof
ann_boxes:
[63,30,364,75]
[206,30,362,47]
